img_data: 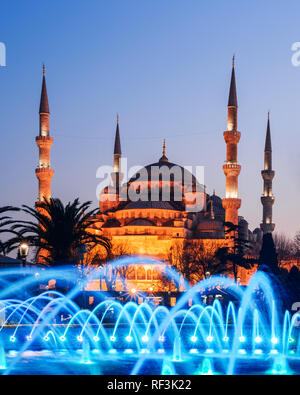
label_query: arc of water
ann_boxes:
[144,306,170,347]
[127,303,153,341]
[225,302,237,341]
[110,302,142,350]
[11,292,66,337]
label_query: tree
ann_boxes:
[108,241,134,291]
[168,240,226,289]
[273,233,294,260]
[11,198,111,265]
[258,233,279,274]
[215,222,256,283]
[168,241,194,290]
[0,206,19,255]
[293,231,300,257]
[89,251,118,291]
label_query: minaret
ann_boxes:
[260,112,275,234]
[113,114,121,173]
[112,114,123,188]
[222,56,242,232]
[35,65,54,202]
[100,116,124,212]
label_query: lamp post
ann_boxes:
[19,242,29,268]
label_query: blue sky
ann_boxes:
[0,0,300,236]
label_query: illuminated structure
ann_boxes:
[222,57,241,230]
[260,113,275,234]
[33,59,273,288]
[35,65,54,203]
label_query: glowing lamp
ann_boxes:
[19,241,30,266]
[142,335,149,343]
[125,336,133,343]
[60,336,66,342]
[207,336,213,343]
[10,336,16,343]
[255,336,262,344]
[93,336,100,342]
[239,336,246,343]
[110,336,116,342]
[190,336,198,343]
[77,336,83,342]
[271,337,279,345]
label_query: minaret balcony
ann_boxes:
[222,198,241,210]
[261,170,275,181]
[261,195,275,205]
[35,167,54,181]
[224,130,241,144]
[223,163,241,177]
[36,136,53,148]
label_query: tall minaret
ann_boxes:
[100,115,123,213]
[222,56,242,232]
[260,112,275,234]
[35,65,54,202]
[112,114,122,188]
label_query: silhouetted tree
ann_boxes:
[259,233,279,274]
[273,233,294,260]
[215,222,256,283]
[0,206,19,255]
[10,198,111,265]
[293,231,300,257]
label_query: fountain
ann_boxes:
[0,257,298,375]
[0,345,6,370]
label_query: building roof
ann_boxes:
[124,201,176,210]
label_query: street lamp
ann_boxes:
[19,241,29,267]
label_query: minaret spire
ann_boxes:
[113,114,122,185]
[100,116,123,213]
[223,57,242,236]
[39,64,50,115]
[261,112,275,234]
[159,138,169,163]
[227,55,238,129]
[35,65,54,203]
[114,114,121,157]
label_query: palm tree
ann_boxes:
[11,198,111,265]
[0,206,20,255]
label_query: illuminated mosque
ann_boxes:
[35,59,275,289]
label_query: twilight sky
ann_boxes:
[0,0,300,237]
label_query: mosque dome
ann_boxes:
[126,142,206,212]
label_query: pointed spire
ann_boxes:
[228,55,238,107]
[114,114,122,155]
[210,199,215,220]
[265,111,272,151]
[39,64,50,114]
[159,139,169,163]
